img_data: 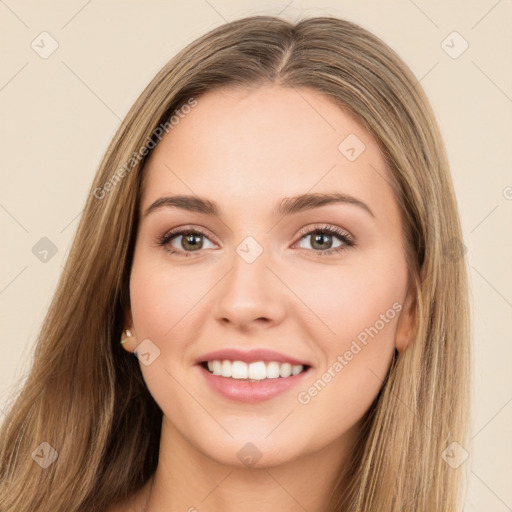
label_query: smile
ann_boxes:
[198,360,312,403]
[204,359,309,381]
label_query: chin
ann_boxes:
[198,433,305,470]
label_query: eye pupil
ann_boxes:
[182,233,203,251]
[311,232,332,250]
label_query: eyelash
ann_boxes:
[157,224,355,258]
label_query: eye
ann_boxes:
[157,223,355,258]
[157,226,216,257]
[293,224,355,256]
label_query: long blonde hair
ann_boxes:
[0,15,470,511]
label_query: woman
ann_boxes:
[0,14,470,512]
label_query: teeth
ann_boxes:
[280,362,292,378]
[232,360,248,379]
[205,360,306,380]
[266,361,281,379]
[210,360,221,375]
[221,360,231,377]
[248,361,266,380]
[292,364,302,376]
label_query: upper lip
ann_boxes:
[196,348,312,367]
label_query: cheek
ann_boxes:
[291,252,406,410]
[128,251,206,426]
[129,247,209,340]
[321,271,403,354]
[295,243,407,350]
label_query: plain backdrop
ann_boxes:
[1,1,511,510]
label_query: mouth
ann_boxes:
[200,359,311,382]
[197,359,312,403]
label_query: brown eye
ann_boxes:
[176,232,205,251]
[158,227,216,257]
[294,225,355,256]
[308,231,336,250]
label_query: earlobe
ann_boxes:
[120,309,136,352]
[120,329,135,351]
[395,284,417,353]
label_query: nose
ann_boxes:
[212,245,287,332]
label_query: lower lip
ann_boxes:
[198,364,311,403]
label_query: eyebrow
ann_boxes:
[143,192,375,219]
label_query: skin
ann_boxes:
[114,84,416,512]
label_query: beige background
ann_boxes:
[1,0,511,509]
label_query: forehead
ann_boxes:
[141,85,396,220]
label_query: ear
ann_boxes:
[120,309,137,353]
[395,281,417,353]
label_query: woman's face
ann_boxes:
[126,84,415,468]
